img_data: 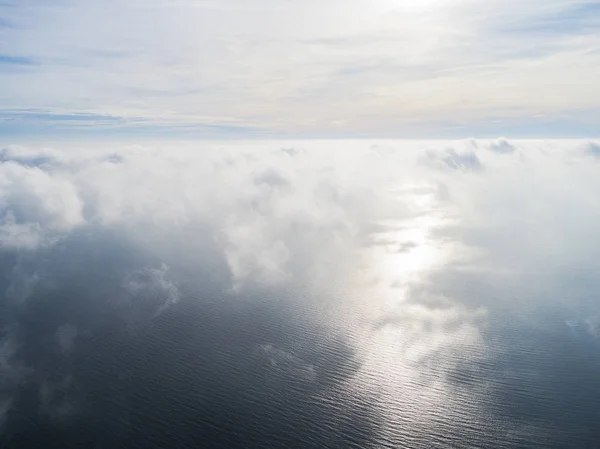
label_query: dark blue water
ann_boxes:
[1,227,600,449]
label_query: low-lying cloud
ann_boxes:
[1,138,600,445]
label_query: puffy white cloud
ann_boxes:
[0,138,595,295]
[257,343,317,382]
[581,140,600,158]
[420,147,483,172]
[0,160,84,248]
[118,264,180,329]
[488,138,518,154]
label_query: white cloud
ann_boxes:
[0,160,84,248]
[0,138,596,293]
[488,138,518,154]
[1,139,600,440]
[419,147,483,172]
[257,343,317,382]
[582,140,600,157]
[119,264,180,327]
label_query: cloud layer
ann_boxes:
[1,1,600,137]
[0,139,600,446]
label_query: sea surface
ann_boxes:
[1,140,600,448]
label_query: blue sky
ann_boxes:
[1,0,600,139]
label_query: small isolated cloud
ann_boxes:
[253,168,291,190]
[280,148,302,158]
[420,148,483,172]
[585,317,600,340]
[488,138,518,154]
[256,343,317,382]
[118,264,180,329]
[395,241,419,253]
[581,140,600,158]
[564,316,600,342]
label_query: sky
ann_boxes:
[1,0,600,139]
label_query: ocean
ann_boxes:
[0,140,599,448]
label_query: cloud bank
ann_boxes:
[0,139,600,446]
